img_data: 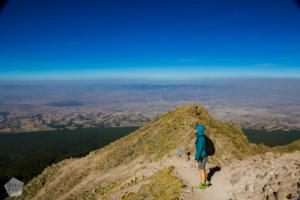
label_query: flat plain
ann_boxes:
[1,78,300,133]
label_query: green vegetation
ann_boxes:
[3,104,300,200]
[273,139,300,153]
[11,160,70,200]
[123,166,185,200]
[0,127,138,199]
[243,129,300,147]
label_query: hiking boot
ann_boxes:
[195,184,206,189]
[205,180,211,186]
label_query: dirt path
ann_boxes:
[161,151,300,200]
[162,155,232,200]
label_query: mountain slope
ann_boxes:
[11,104,300,200]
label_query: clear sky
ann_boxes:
[0,0,300,80]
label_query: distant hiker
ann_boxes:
[194,124,210,189]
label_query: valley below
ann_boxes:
[1,79,300,134]
[1,80,300,199]
[0,127,138,199]
[0,104,300,200]
[1,105,300,199]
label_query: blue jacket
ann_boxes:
[195,125,207,160]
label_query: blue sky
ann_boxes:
[0,0,300,80]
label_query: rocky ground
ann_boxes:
[8,104,300,200]
[167,150,300,200]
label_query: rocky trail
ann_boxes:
[12,104,300,200]
[164,155,229,200]
[94,149,300,200]
[161,150,300,200]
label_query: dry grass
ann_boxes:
[10,104,300,200]
[123,166,185,200]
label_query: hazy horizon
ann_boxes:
[1,76,300,84]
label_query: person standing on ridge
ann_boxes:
[194,124,210,189]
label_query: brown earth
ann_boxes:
[9,104,300,200]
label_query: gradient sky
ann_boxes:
[0,0,300,80]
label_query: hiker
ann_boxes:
[194,124,210,189]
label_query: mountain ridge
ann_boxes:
[10,104,300,200]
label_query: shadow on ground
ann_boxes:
[207,166,221,182]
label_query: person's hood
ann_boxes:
[195,124,205,137]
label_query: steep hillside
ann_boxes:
[10,104,300,200]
